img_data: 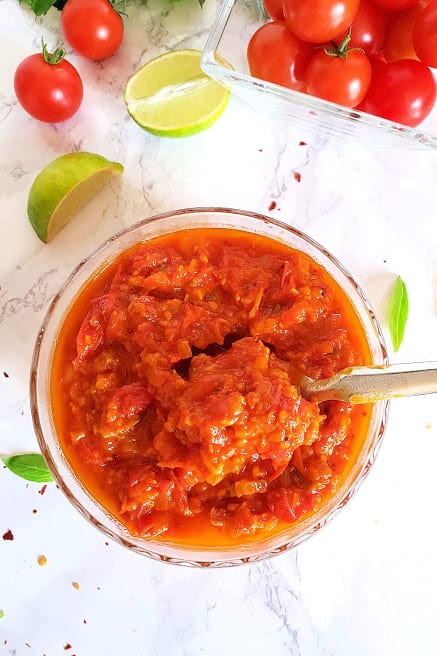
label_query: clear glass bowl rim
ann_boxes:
[30,206,389,567]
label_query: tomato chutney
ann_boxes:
[51,228,372,545]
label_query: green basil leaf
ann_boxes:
[2,453,53,483]
[32,0,58,15]
[0,610,4,619]
[388,276,409,352]
[19,0,57,15]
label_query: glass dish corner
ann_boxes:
[201,0,437,150]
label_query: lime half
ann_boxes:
[124,49,231,137]
[27,152,124,243]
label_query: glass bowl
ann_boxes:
[201,0,437,150]
[30,207,388,567]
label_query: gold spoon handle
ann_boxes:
[301,363,437,404]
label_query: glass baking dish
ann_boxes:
[201,0,437,150]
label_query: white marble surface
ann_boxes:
[1,0,437,654]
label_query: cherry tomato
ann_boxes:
[305,44,372,107]
[61,0,123,61]
[383,2,427,62]
[358,59,436,126]
[283,0,360,43]
[354,56,389,110]
[413,1,437,68]
[263,0,284,20]
[247,21,313,90]
[335,0,388,56]
[14,43,83,123]
[372,0,421,9]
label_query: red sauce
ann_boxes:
[51,229,372,546]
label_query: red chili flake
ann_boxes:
[72,582,80,590]
[2,529,14,541]
[25,643,31,648]
[38,484,47,495]
[64,643,72,650]
[293,171,302,182]
[104,541,109,546]
[37,554,47,566]
[268,201,277,211]
[32,509,38,514]
[3,372,9,378]
[83,619,87,624]
[299,141,307,146]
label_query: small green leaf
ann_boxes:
[0,609,4,619]
[31,0,58,15]
[2,454,53,483]
[19,0,57,15]
[388,276,409,352]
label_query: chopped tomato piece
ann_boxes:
[51,229,372,544]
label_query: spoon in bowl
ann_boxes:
[300,362,437,404]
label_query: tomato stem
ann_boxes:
[41,39,66,65]
[336,29,352,54]
[317,28,357,60]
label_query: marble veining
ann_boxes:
[0,269,57,325]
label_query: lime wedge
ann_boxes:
[27,152,124,243]
[124,49,231,137]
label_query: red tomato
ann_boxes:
[61,0,124,61]
[413,1,437,67]
[335,0,388,56]
[372,0,421,9]
[384,2,427,62]
[354,55,388,107]
[263,0,284,20]
[305,46,372,107]
[358,59,436,126]
[14,43,83,123]
[247,21,313,90]
[283,0,360,43]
